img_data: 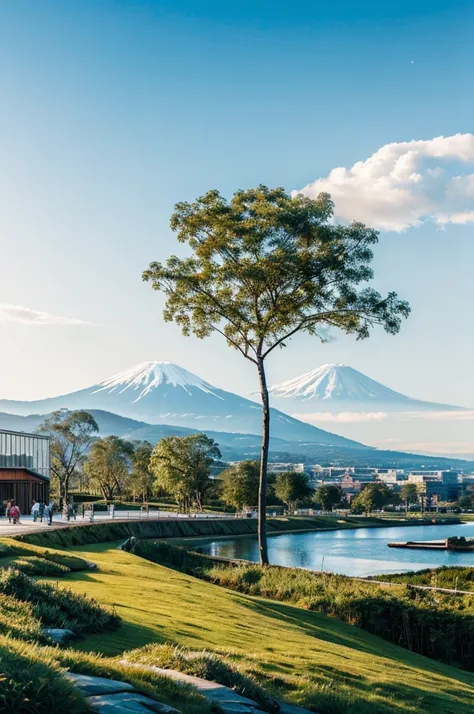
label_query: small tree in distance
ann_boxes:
[315,484,343,512]
[351,482,392,516]
[131,441,154,502]
[401,482,419,516]
[221,461,260,512]
[274,471,313,514]
[143,186,410,564]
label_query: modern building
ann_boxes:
[0,429,51,512]
[408,470,461,502]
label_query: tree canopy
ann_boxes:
[38,409,99,501]
[143,185,410,563]
[150,434,221,511]
[350,482,392,515]
[84,436,135,501]
[221,460,260,512]
[315,484,344,512]
[274,471,313,513]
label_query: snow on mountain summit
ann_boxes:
[94,361,219,401]
[268,364,411,402]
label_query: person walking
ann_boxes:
[38,502,45,522]
[47,501,54,526]
[6,501,13,523]
[10,504,21,525]
[31,500,40,522]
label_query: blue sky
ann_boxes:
[0,0,473,413]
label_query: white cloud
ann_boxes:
[293,411,389,423]
[0,303,91,326]
[294,133,474,231]
[374,438,474,456]
[409,410,474,421]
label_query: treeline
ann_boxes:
[38,409,415,515]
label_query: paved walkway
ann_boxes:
[0,510,233,537]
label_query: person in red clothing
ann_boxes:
[10,504,21,525]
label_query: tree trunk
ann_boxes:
[257,357,270,566]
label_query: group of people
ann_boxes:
[1,498,78,527]
[30,500,56,525]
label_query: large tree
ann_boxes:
[221,460,260,512]
[143,186,410,563]
[150,434,221,511]
[38,409,99,501]
[84,436,135,500]
[274,471,313,513]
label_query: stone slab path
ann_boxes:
[64,672,179,713]
[119,662,315,714]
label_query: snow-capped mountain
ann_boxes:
[268,364,465,412]
[0,361,363,448]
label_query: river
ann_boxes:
[189,521,474,577]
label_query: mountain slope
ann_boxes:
[268,364,466,413]
[1,408,471,469]
[0,361,364,448]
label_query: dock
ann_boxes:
[388,536,474,551]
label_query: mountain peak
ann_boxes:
[268,364,409,402]
[93,361,217,401]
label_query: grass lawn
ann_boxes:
[44,540,474,714]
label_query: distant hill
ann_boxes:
[1,407,471,471]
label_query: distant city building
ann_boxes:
[0,429,51,511]
[267,463,306,473]
[408,470,461,502]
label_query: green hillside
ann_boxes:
[48,541,474,714]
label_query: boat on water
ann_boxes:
[388,536,474,551]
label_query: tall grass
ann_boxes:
[0,637,88,714]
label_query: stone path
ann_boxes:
[64,672,179,713]
[119,662,315,714]
[64,665,316,713]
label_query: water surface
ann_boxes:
[189,522,474,576]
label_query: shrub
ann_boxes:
[0,569,120,635]
[14,556,71,577]
[0,541,15,558]
[0,538,90,572]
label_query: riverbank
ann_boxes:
[13,514,459,549]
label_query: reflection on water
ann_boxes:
[189,522,474,576]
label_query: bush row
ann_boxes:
[0,568,120,635]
